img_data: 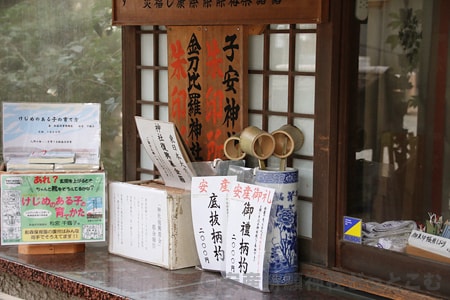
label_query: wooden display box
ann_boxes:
[108,180,200,270]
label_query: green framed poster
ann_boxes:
[1,172,105,245]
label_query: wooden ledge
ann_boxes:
[18,243,85,255]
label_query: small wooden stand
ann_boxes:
[406,245,450,264]
[18,243,85,255]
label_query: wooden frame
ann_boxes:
[113,0,329,26]
[122,26,141,180]
[331,1,450,298]
[120,1,449,298]
[122,24,317,181]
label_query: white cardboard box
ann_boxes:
[108,180,199,270]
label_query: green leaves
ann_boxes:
[0,0,123,180]
[386,7,422,72]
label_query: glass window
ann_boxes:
[0,0,122,180]
[347,0,449,248]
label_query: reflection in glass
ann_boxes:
[348,0,449,228]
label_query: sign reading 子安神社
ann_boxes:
[167,25,247,162]
[112,0,328,26]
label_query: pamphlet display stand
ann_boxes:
[1,103,106,255]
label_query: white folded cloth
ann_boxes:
[362,220,417,252]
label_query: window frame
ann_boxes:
[121,22,319,259]
[333,1,450,298]
[122,25,317,183]
[120,1,450,298]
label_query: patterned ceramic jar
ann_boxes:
[255,167,298,285]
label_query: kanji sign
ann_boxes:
[1,173,105,245]
[168,25,247,161]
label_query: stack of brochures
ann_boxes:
[2,102,102,173]
[6,156,55,172]
[28,150,75,164]
[6,151,99,172]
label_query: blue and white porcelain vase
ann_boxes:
[255,167,298,285]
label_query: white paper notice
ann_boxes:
[225,181,274,291]
[108,182,169,266]
[191,176,237,271]
[135,117,194,190]
[408,230,450,258]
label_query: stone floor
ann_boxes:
[0,243,387,300]
[0,293,22,300]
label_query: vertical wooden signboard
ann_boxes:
[167,26,248,161]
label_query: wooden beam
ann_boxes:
[113,0,329,26]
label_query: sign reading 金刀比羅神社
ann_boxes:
[167,25,247,162]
